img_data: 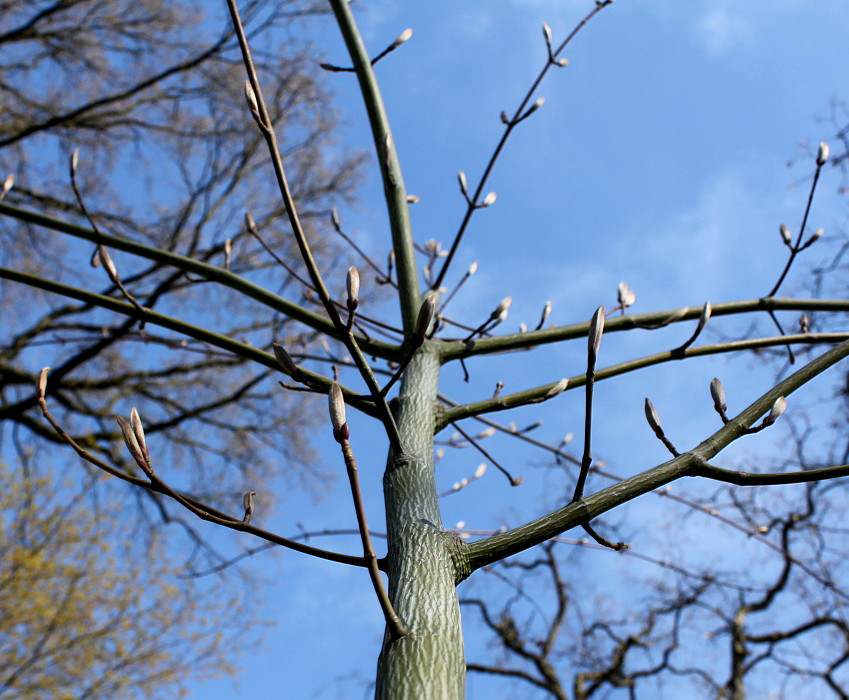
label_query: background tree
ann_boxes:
[0,460,241,699]
[0,0,359,694]
[2,1,849,699]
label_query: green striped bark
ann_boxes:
[376,342,469,699]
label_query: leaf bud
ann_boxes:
[544,378,569,399]
[710,378,726,414]
[414,294,436,340]
[806,228,823,246]
[346,266,360,311]
[69,148,79,179]
[617,282,635,308]
[468,260,478,275]
[457,170,468,197]
[799,314,809,334]
[542,21,552,46]
[391,28,413,48]
[117,416,148,472]
[481,191,497,207]
[37,367,50,399]
[779,224,792,246]
[1,173,13,198]
[328,382,349,442]
[817,141,829,166]
[272,343,301,379]
[492,296,512,318]
[644,397,662,436]
[244,80,259,116]
[524,97,545,118]
[588,305,605,359]
[129,407,148,460]
[763,396,787,426]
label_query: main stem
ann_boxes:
[376,341,469,699]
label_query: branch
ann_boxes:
[34,372,369,569]
[439,298,849,361]
[0,200,400,361]
[436,332,849,428]
[328,0,420,334]
[464,337,849,572]
[0,267,378,418]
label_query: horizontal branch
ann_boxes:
[0,201,401,361]
[436,332,849,429]
[0,267,377,417]
[693,461,849,486]
[439,299,849,361]
[464,337,849,571]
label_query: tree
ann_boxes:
[0,0,357,694]
[0,460,241,699]
[2,1,849,698]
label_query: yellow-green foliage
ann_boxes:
[0,463,238,699]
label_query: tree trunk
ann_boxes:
[375,342,469,699]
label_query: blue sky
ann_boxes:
[171,1,849,697]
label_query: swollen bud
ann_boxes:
[779,224,792,246]
[543,378,569,399]
[129,407,148,460]
[763,396,787,427]
[481,191,497,207]
[710,377,726,414]
[242,491,256,523]
[542,21,552,46]
[457,170,468,197]
[617,282,635,309]
[1,173,13,198]
[117,416,148,472]
[69,149,79,179]
[328,382,349,443]
[272,343,301,379]
[588,305,605,360]
[492,296,512,319]
[391,28,413,48]
[414,295,436,340]
[244,81,260,119]
[346,266,360,311]
[805,228,823,247]
[644,398,662,436]
[37,367,50,400]
[524,97,545,118]
[817,141,829,166]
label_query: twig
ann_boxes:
[68,149,147,325]
[432,1,614,290]
[329,383,409,639]
[450,422,522,486]
[34,369,367,568]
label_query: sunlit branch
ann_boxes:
[464,337,849,572]
[35,372,368,569]
[436,332,849,429]
[328,0,420,334]
[0,200,400,360]
[439,298,849,361]
[0,267,378,418]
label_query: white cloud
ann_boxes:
[695,7,753,57]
